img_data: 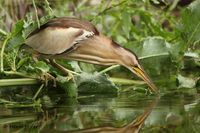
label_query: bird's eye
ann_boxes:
[133,64,138,68]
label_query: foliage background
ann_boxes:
[0,0,200,133]
[0,0,199,104]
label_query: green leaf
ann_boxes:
[121,12,131,38]
[136,37,173,77]
[183,52,200,69]
[17,57,31,70]
[140,37,171,57]
[8,33,25,49]
[68,61,82,73]
[76,73,118,94]
[181,0,200,43]
[116,35,127,44]
[34,61,50,73]
[57,75,77,98]
[177,74,197,89]
[79,62,96,73]
[7,20,25,49]
[11,20,24,36]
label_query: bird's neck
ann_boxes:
[63,35,125,66]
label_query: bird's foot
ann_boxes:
[48,59,77,81]
[66,71,74,81]
[40,72,57,87]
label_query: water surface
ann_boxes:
[0,90,199,133]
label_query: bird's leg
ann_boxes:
[48,59,77,81]
[36,66,56,87]
[31,53,56,87]
[32,51,40,62]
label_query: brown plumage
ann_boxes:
[25,17,158,94]
[28,17,99,38]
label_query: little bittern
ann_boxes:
[25,17,158,94]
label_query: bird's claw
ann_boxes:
[40,73,57,87]
[66,71,74,81]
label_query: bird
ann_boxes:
[25,17,158,94]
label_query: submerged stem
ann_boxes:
[33,84,44,100]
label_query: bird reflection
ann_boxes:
[41,97,158,133]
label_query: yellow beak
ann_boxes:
[132,66,158,94]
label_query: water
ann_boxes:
[0,91,199,133]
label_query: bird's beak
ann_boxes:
[131,66,158,94]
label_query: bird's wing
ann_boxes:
[25,17,99,55]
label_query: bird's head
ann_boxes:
[129,62,158,94]
[112,41,158,94]
[126,54,158,94]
